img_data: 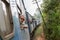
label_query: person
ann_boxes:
[19,14,28,29]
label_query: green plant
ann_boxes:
[42,0,60,40]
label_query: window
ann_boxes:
[1,0,13,39]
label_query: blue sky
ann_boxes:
[24,0,43,16]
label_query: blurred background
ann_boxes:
[0,0,60,40]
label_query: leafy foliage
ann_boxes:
[42,0,60,40]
